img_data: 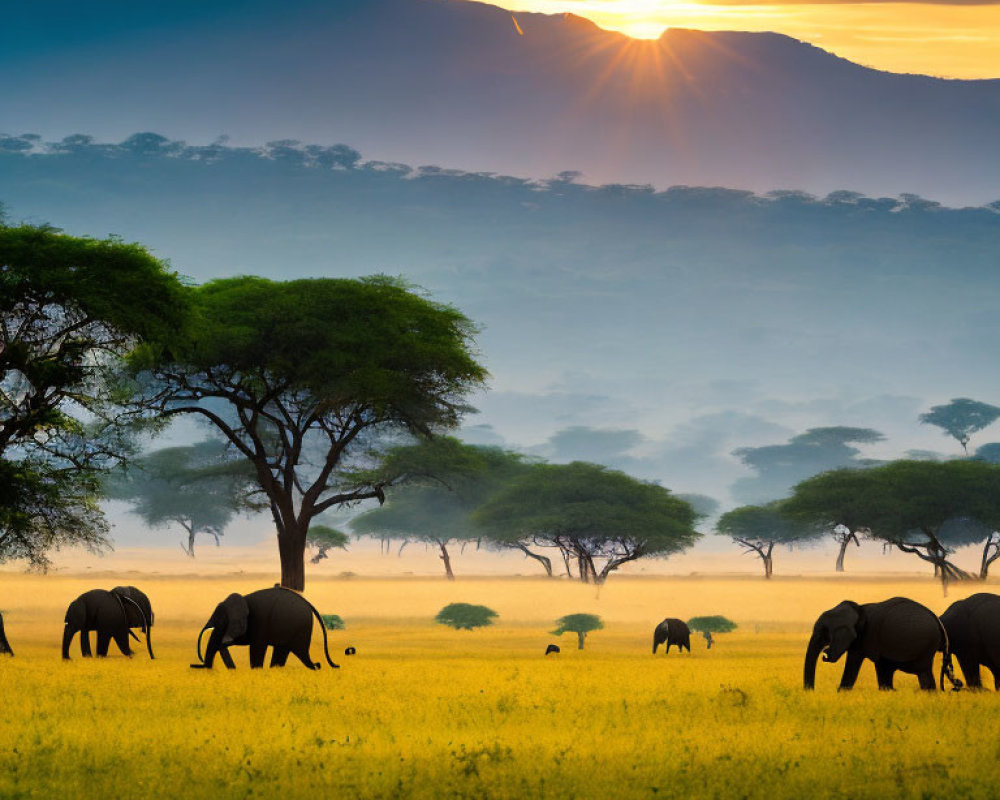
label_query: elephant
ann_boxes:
[545,644,560,655]
[190,586,338,670]
[803,597,960,691]
[941,593,1000,690]
[62,586,155,660]
[652,618,691,654]
[0,611,13,656]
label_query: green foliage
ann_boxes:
[434,603,498,630]
[687,616,737,634]
[551,613,604,636]
[474,461,700,583]
[920,398,1000,453]
[0,223,187,568]
[716,503,822,546]
[103,438,257,556]
[320,614,345,631]
[307,526,350,564]
[784,459,1000,583]
[133,274,487,589]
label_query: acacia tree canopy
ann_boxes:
[351,438,530,579]
[134,275,486,589]
[784,460,1000,589]
[103,438,258,557]
[0,224,187,568]
[473,461,700,584]
[716,502,823,578]
[920,398,1000,454]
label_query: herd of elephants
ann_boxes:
[0,586,999,690]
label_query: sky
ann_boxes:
[484,0,1000,78]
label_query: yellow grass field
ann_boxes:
[1,572,999,799]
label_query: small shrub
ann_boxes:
[551,613,604,650]
[435,603,498,630]
[321,614,345,631]
[688,615,737,649]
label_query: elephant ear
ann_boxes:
[221,593,250,644]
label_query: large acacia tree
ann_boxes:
[134,275,486,589]
[784,460,1000,592]
[0,224,187,568]
[473,461,700,584]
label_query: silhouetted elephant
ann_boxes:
[545,644,560,655]
[62,586,155,660]
[804,597,959,691]
[941,593,1000,690]
[653,618,691,654]
[190,587,338,670]
[0,611,13,656]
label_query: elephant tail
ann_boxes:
[301,596,340,669]
[935,615,962,691]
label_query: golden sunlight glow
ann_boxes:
[475,0,1000,79]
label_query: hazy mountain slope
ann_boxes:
[2,136,998,509]
[2,0,999,202]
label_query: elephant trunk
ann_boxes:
[61,624,75,660]
[196,623,212,664]
[145,625,155,660]
[804,630,826,690]
[652,635,660,655]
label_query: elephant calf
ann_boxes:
[62,586,155,660]
[653,618,691,654]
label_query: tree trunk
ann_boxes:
[703,631,714,650]
[560,546,574,579]
[980,532,1000,580]
[577,631,586,650]
[764,554,773,579]
[277,528,307,591]
[577,553,598,584]
[835,538,848,572]
[438,541,455,581]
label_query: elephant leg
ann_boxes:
[270,647,290,668]
[665,642,671,655]
[875,661,896,690]
[113,630,133,657]
[292,640,319,670]
[96,631,111,657]
[218,647,237,669]
[916,669,936,691]
[249,641,268,668]
[80,630,93,658]
[957,654,982,689]
[838,651,864,690]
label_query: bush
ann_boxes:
[687,615,737,649]
[435,603,498,630]
[551,613,604,650]
[321,614,345,631]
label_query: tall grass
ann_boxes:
[0,574,995,798]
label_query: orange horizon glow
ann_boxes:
[485,1,1000,79]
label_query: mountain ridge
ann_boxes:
[1,0,998,201]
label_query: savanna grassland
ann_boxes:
[1,573,998,799]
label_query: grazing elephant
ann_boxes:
[0,611,13,656]
[653,618,691,654]
[190,586,338,670]
[941,593,1000,690]
[545,644,560,655]
[804,597,959,691]
[62,586,155,660]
